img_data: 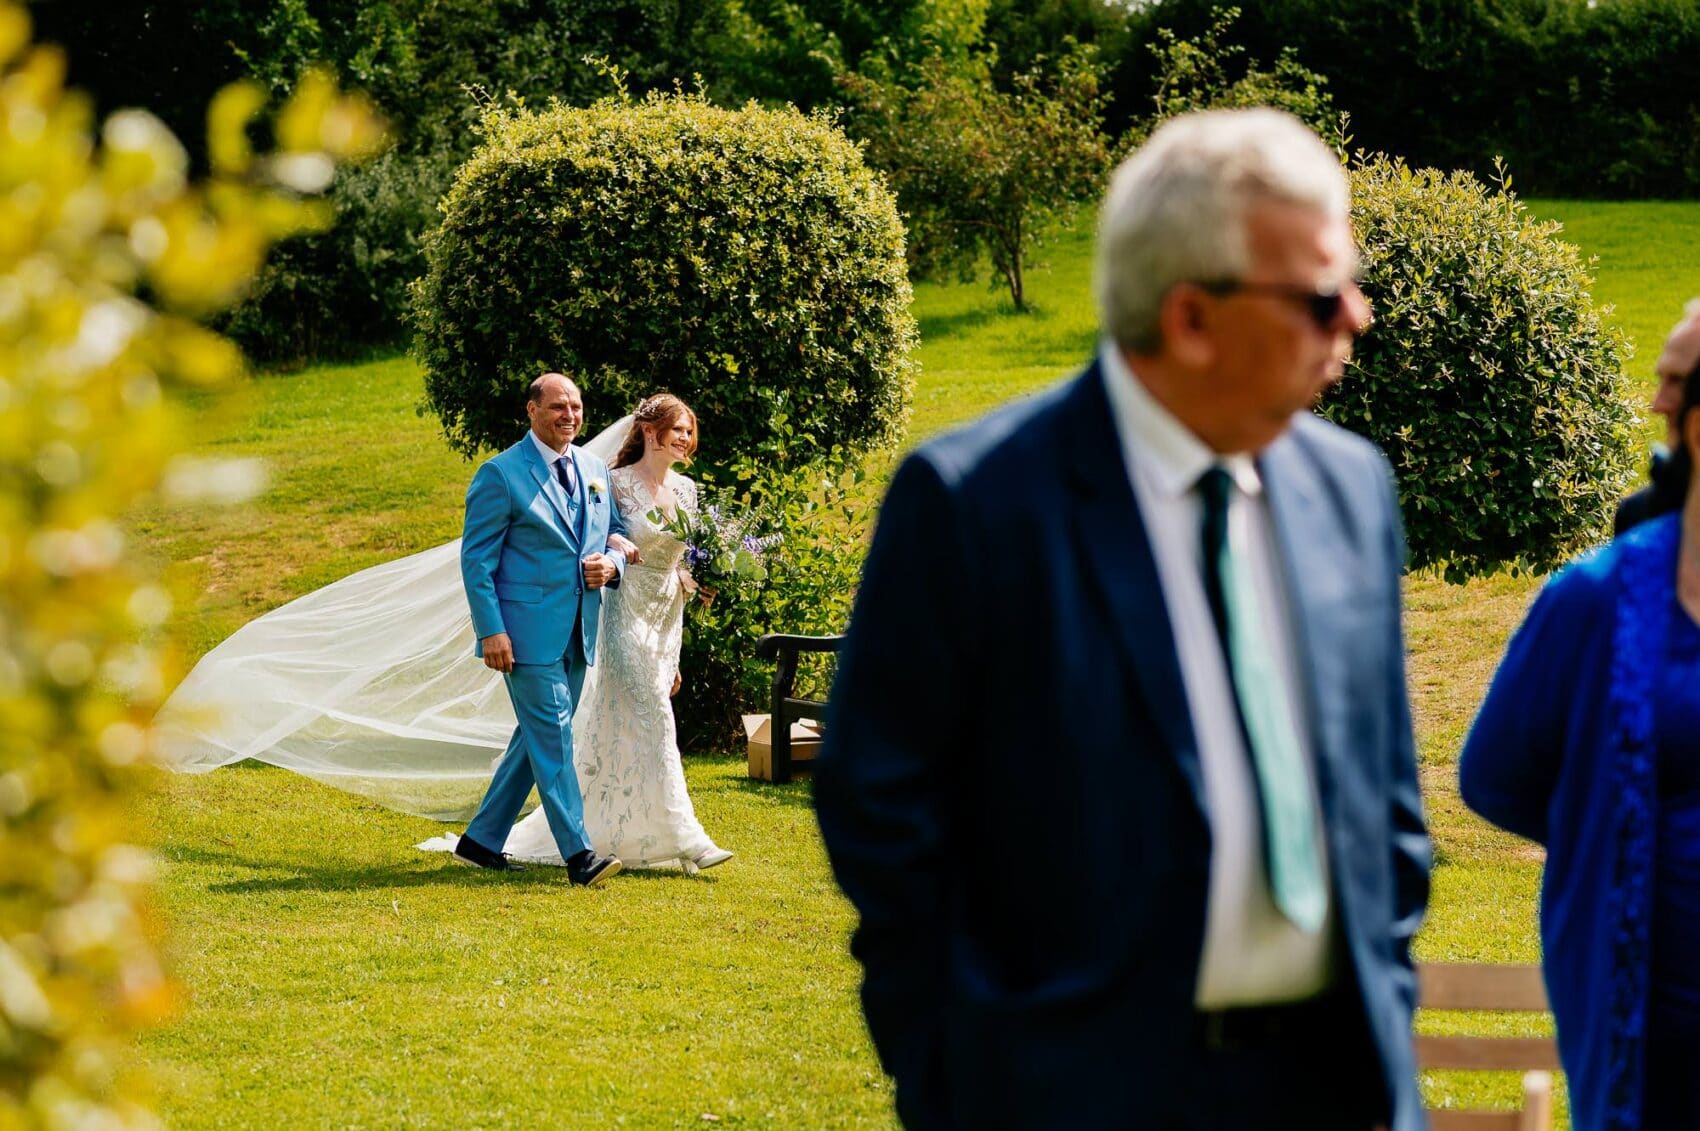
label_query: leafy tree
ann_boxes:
[31,0,729,161]
[25,0,248,167]
[983,0,1140,125]
[0,3,383,1121]
[704,0,988,107]
[842,45,1108,311]
[32,0,747,361]
[354,0,731,157]
[1135,0,1700,197]
[216,147,456,365]
[1124,5,1336,147]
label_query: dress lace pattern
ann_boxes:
[500,467,713,868]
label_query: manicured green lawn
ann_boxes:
[134,199,1700,1127]
[141,759,869,1129]
[1527,198,1700,434]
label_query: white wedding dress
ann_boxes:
[154,418,722,869]
[496,466,715,868]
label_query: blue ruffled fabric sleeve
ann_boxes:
[1459,556,1613,845]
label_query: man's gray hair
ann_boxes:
[1095,108,1349,353]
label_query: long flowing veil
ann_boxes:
[152,414,639,819]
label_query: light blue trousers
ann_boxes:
[463,653,591,861]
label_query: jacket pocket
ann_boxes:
[495,581,544,604]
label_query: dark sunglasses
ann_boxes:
[1193,278,1365,332]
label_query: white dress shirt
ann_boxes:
[530,431,575,493]
[1099,341,1334,1008]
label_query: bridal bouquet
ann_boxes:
[649,491,781,595]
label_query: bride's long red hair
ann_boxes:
[610,394,698,469]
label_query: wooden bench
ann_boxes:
[750,633,842,783]
[1416,962,1558,1131]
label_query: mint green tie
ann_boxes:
[1198,466,1327,933]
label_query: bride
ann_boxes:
[153,392,732,874]
[499,394,729,872]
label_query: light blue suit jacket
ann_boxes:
[460,436,628,666]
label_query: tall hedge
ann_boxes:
[218,149,455,364]
[1133,0,1700,198]
[413,91,916,462]
[1324,155,1639,580]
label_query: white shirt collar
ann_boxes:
[529,430,572,468]
[1098,339,1262,500]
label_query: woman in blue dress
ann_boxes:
[1459,356,1700,1131]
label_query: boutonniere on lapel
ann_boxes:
[587,477,606,500]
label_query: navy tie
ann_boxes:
[555,455,576,498]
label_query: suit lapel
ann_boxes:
[566,448,589,545]
[524,441,581,548]
[1258,432,1341,815]
[1065,363,1208,815]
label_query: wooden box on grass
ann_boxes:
[744,713,823,780]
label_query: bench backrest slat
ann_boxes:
[1415,963,1558,1131]
[1418,963,1549,1012]
[1429,1111,1522,1131]
[1416,1034,1561,1071]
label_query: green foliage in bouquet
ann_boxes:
[0,5,384,1122]
[651,488,780,595]
[412,88,917,464]
[1327,155,1639,580]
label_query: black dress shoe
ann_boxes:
[566,850,622,888]
[452,834,525,872]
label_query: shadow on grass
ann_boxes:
[169,842,718,894]
[722,776,815,810]
[917,303,1020,341]
[169,844,536,893]
[680,753,816,810]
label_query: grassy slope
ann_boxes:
[134,201,1700,1127]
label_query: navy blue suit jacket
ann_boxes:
[815,362,1432,1129]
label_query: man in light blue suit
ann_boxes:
[815,109,1431,1129]
[454,372,630,887]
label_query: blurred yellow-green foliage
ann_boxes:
[0,4,383,1124]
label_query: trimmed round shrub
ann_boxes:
[412,91,916,463]
[1324,155,1639,580]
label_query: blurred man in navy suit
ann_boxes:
[816,109,1431,1130]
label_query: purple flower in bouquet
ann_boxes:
[648,492,779,589]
